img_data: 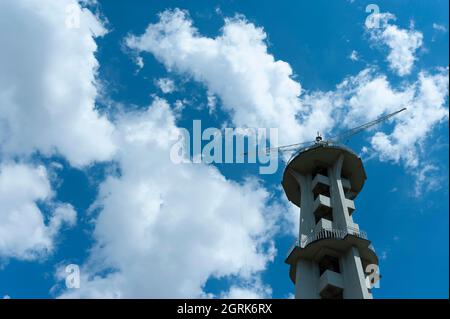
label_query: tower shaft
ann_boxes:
[283,145,378,299]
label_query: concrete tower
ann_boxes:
[282,141,378,299]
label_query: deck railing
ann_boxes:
[286,226,371,258]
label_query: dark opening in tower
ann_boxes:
[318,255,340,275]
[314,205,333,224]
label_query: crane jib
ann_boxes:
[265,107,407,154]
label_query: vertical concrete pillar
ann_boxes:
[341,246,372,299]
[288,169,315,243]
[289,169,320,299]
[295,259,320,299]
[328,154,354,229]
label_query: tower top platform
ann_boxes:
[282,143,367,208]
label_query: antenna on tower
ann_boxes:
[315,132,323,144]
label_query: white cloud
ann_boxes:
[337,68,415,126]
[412,163,443,197]
[303,67,449,168]
[48,204,77,234]
[0,0,116,167]
[220,279,272,299]
[57,99,277,298]
[155,77,176,94]
[173,99,186,118]
[124,9,446,172]
[368,13,423,76]
[125,9,330,146]
[0,0,444,300]
[135,56,144,70]
[349,50,359,61]
[432,23,447,33]
[369,69,449,167]
[124,8,448,190]
[0,163,76,260]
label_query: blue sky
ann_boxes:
[0,0,448,299]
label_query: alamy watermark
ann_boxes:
[170,120,279,175]
[65,264,80,289]
[365,4,381,29]
[365,264,381,289]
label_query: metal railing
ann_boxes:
[286,226,369,258]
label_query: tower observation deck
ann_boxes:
[282,142,378,299]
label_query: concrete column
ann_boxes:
[341,246,372,299]
[288,169,315,241]
[294,259,320,299]
[328,154,354,229]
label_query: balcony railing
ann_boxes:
[286,226,370,258]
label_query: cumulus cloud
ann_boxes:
[221,278,272,299]
[337,68,415,126]
[369,69,449,167]
[57,99,277,298]
[301,67,449,168]
[368,13,423,76]
[0,163,76,260]
[432,23,447,33]
[124,9,447,171]
[412,164,442,197]
[349,50,359,61]
[0,0,116,167]
[123,8,448,189]
[1,3,443,299]
[155,77,176,94]
[125,9,330,146]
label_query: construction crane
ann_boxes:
[249,107,407,157]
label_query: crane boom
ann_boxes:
[243,140,314,156]
[328,107,406,144]
[259,107,407,156]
